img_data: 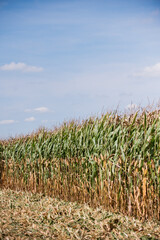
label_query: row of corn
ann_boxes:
[0,110,160,219]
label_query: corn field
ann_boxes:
[0,110,160,220]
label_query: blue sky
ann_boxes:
[0,0,160,138]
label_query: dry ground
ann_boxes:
[0,188,159,240]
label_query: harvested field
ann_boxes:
[0,188,159,240]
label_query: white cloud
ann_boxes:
[25,107,50,113]
[0,120,16,125]
[34,107,49,113]
[0,62,43,72]
[126,104,138,111]
[135,63,160,77]
[24,117,35,122]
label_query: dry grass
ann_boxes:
[0,188,159,240]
